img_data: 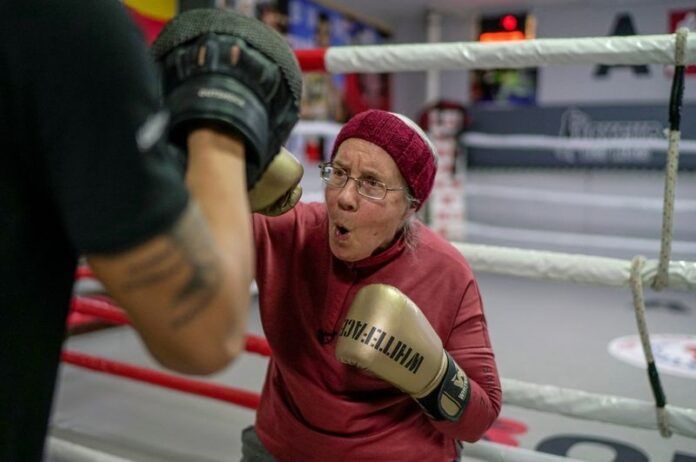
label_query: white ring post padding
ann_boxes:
[503,378,696,439]
[453,243,696,291]
[462,439,588,462]
[324,33,696,73]
[46,436,133,462]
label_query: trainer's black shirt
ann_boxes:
[0,1,188,460]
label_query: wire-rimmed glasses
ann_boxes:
[319,162,406,200]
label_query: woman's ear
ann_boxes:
[409,196,420,212]
[402,202,417,220]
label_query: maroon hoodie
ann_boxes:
[253,202,501,462]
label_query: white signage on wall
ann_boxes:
[555,108,663,164]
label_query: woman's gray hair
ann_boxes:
[401,189,420,250]
[390,112,435,250]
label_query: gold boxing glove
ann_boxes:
[248,147,303,216]
[335,284,470,421]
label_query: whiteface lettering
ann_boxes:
[339,318,425,374]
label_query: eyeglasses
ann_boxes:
[319,162,406,200]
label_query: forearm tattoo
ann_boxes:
[122,203,223,329]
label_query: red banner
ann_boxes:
[669,9,696,74]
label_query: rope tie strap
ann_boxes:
[630,256,671,437]
[654,27,689,291]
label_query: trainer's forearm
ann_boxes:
[185,128,255,354]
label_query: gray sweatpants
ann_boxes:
[240,426,276,462]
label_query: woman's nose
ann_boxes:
[337,177,359,210]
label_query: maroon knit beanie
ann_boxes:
[330,109,437,209]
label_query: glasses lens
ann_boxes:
[320,164,345,188]
[358,179,387,199]
[319,164,331,181]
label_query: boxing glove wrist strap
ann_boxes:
[416,352,470,422]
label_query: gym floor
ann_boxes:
[49,169,696,462]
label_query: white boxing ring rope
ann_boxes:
[49,31,696,462]
[46,436,133,462]
[294,123,696,158]
[462,132,696,154]
[500,378,696,439]
[465,185,696,212]
[454,243,696,292]
[318,32,696,73]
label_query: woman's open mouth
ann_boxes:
[334,223,351,241]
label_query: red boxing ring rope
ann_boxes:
[295,49,327,72]
[71,297,129,325]
[61,350,261,410]
[69,296,273,357]
[64,296,271,411]
[75,265,95,280]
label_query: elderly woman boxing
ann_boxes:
[245,109,501,462]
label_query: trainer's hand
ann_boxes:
[336,284,470,422]
[151,9,301,188]
[249,147,303,216]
